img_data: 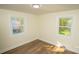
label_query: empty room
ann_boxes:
[0,4,79,54]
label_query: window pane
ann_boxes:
[11,16,24,34]
[59,27,71,35]
[59,17,72,26]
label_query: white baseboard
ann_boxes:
[0,39,36,53]
[39,39,56,46]
[1,38,79,54]
[39,38,79,54]
[65,46,79,54]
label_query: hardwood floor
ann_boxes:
[3,39,77,54]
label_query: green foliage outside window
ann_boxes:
[59,27,71,35]
[59,17,72,36]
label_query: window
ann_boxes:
[11,16,24,34]
[59,17,72,36]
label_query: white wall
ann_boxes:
[0,9,38,53]
[0,9,79,53]
[39,9,79,53]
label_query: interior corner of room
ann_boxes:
[0,4,79,54]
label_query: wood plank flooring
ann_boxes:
[3,39,77,54]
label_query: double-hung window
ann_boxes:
[59,17,72,36]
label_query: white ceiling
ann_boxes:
[0,4,79,15]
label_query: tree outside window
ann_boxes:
[59,17,72,36]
